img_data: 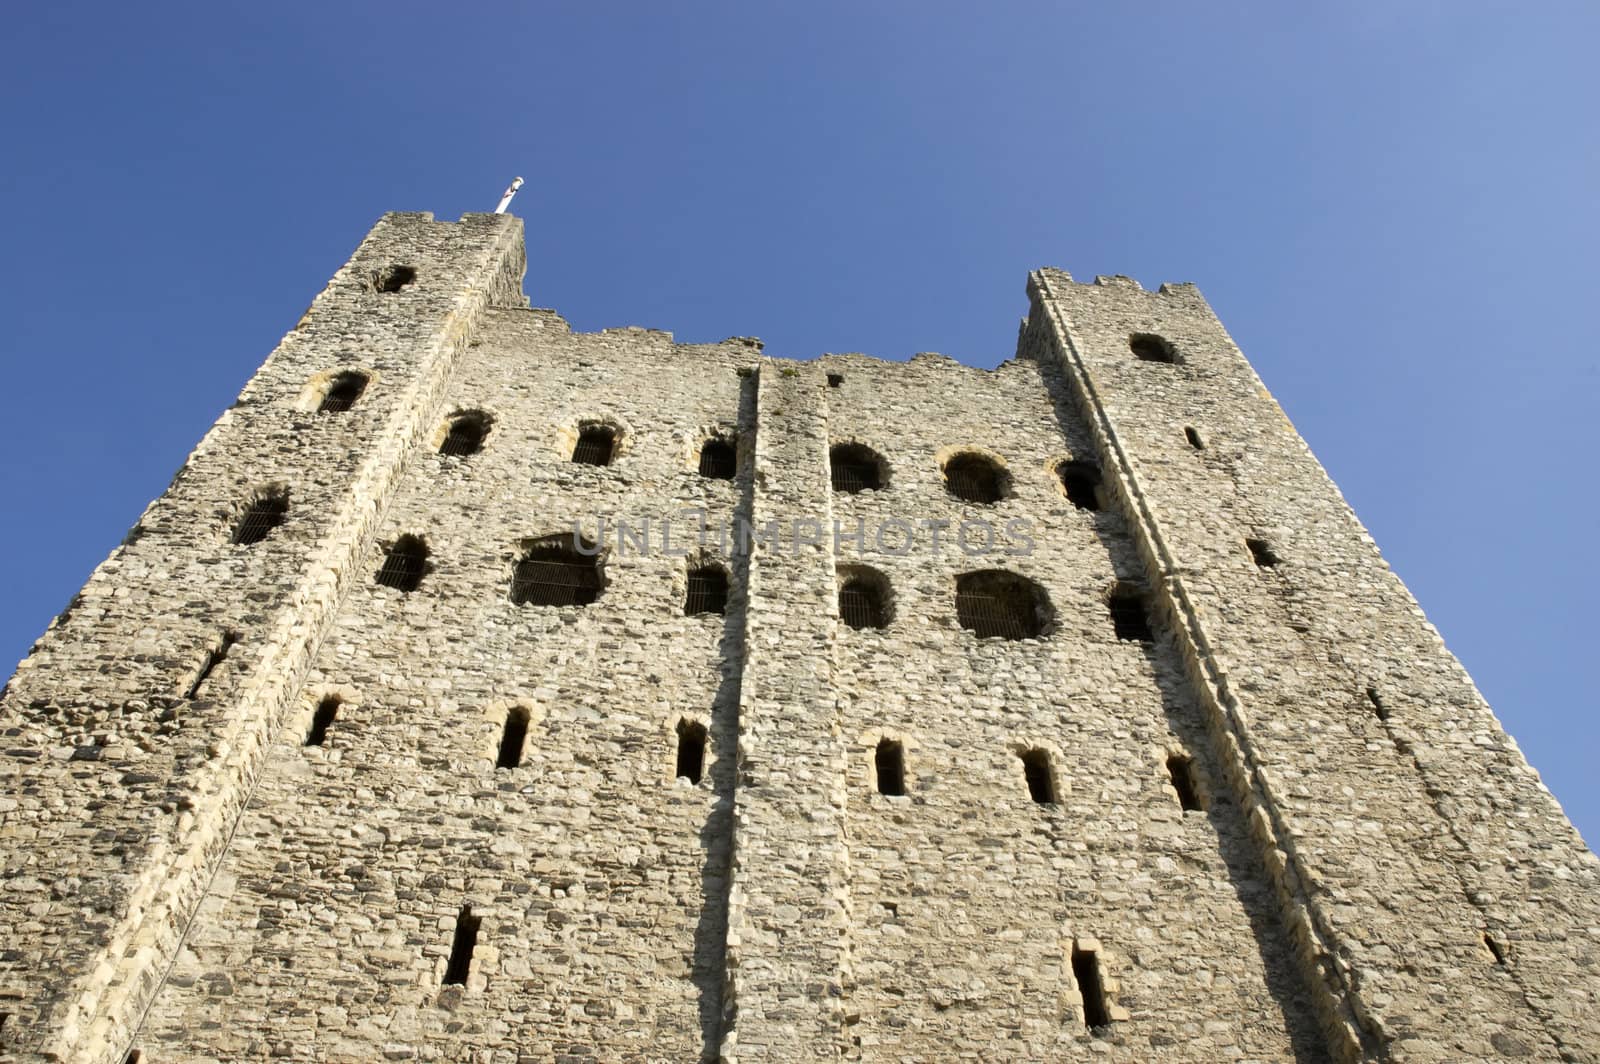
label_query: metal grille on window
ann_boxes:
[233,495,288,546]
[955,591,1032,639]
[839,580,885,630]
[572,427,615,466]
[698,439,736,479]
[1108,594,1154,642]
[944,454,1003,504]
[510,550,603,606]
[830,445,881,493]
[440,416,488,457]
[318,372,367,413]
[375,536,427,592]
[685,567,728,615]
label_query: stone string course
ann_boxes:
[0,212,1594,1063]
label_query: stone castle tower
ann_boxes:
[1,210,1595,1063]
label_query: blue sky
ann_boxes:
[2,3,1595,841]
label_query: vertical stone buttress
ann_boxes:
[0,212,526,1063]
[720,362,852,1061]
[1028,269,1600,1062]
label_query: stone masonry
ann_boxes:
[0,210,1596,1063]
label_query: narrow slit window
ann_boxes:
[510,541,604,607]
[1483,932,1506,965]
[839,576,888,630]
[1107,591,1154,643]
[1020,748,1056,804]
[443,905,481,986]
[942,453,1005,504]
[571,425,617,466]
[1129,332,1179,364]
[1184,426,1205,450]
[124,1052,142,1064]
[439,412,490,457]
[1057,461,1101,511]
[1245,538,1279,568]
[830,443,884,493]
[955,570,1048,640]
[1366,687,1389,721]
[676,719,707,784]
[497,705,530,769]
[698,438,736,479]
[373,265,417,293]
[685,565,729,616]
[318,371,368,413]
[875,739,906,797]
[1166,754,1202,811]
[1072,944,1111,1029]
[186,630,239,699]
[305,696,339,747]
[375,534,428,592]
[233,492,289,546]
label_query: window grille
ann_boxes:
[1108,593,1154,642]
[510,547,603,606]
[375,536,427,592]
[572,426,616,466]
[233,494,288,546]
[839,579,886,630]
[685,566,728,616]
[830,444,882,493]
[955,572,1045,640]
[318,372,368,413]
[440,415,489,457]
[943,454,1003,504]
[698,439,736,479]
[1058,461,1101,511]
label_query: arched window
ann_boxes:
[1129,332,1179,364]
[942,452,1005,504]
[497,705,530,769]
[375,534,428,592]
[698,438,736,479]
[1057,461,1101,511]
[838,566,891,630]
[318,371,368,413]
[954,570,1050,640]
[1107,588,1154,642]
[572,424,617,466]
[233,490,289,546]
[874,739,906,796]
[440,412,491,457]
[1019,747,1056,804]
[676,719,708,784]
[685,564,729,616]
[510,538,604,607]
[829,443,885,493]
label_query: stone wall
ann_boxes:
[1,214,1594,1063]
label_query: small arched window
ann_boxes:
[440,412,491,457]
[1057,461,1101,511]
[830,443,885,493]
[318,371,369,413]
[572,424,617,466]
[1107,588,1154,643]
[1129,332,1179,364]
[375,534,428,592]
[685,565,729,616]
[942,453,1005,504]
[698,438,736,479]
[510,538,604,607]
[838,567,891,630]
[233,490,289,546]
[954,570,1050,640]
[676,719,708,784]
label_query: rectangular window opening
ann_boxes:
[875,739,906,796]
[305,696,340,747]
[443,904,481,986]
[497,706,530,769]
[1166,754,1202,811]
[124,1051,142,1064]
[676,720,708,784]
[1483,932,1506,965]
[1246,538,1280,568]
[1184,426,1205,450]
[185,630,240,699]
[1020,748,1055,804]
[1366,687,1389,722]
[1072,945,1111,1030]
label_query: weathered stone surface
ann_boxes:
[0,214,1594,1063]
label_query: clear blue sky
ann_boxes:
[2,3,1595,841]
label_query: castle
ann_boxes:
[1,210,1595,1063]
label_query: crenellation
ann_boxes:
[0,210,1593,1063]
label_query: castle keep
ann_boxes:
[1,210,1596,1063]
